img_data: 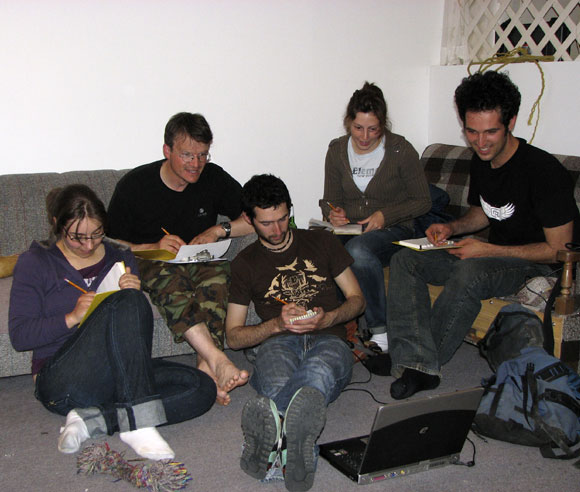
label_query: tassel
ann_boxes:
[77,442,192,491]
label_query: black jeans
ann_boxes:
[35,289,216,435]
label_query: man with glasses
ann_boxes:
[108,112,253,405]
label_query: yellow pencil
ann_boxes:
[273,297,288,305]
[64,278,88,294]
[161,227,170,235]
[326,201,338,212]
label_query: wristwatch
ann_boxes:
[220,221,231,239]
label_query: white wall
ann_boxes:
[429,62,580,157]
[0,0,444,226]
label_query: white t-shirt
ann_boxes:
[348,136,385,192]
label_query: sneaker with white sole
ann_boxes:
[240,395,281,480]
[282,387,326,492]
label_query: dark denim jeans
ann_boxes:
[386,249,552,376]
[250,334,353,414]
[343,226,414,334]
[35,289,216,436]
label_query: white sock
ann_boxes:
[58,409,90,454]
[370,332,389,352]
[120,427,175,461]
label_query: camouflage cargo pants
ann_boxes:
[137,258,230,350]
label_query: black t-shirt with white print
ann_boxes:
[467,139,579,246]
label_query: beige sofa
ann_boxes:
[3,144,580,377]
[0,169,257,377]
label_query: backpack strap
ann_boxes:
[522,363,535,427]
[489,382,505,417]
[526,364,580,459]
[542,276,561,356]
[535,361,570,382]
[541,389,580,418]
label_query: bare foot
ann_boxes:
[214,356,249,393]
[197,355,249,406]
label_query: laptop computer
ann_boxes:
[319,387,484,485]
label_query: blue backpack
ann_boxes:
[474,346,580,461]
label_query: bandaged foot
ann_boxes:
[120,427,175,461]
[58,409,90,454]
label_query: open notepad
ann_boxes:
[308,219,362,235]
[394,237,459,251]
[79,261,126,325]
[133,239,231,263]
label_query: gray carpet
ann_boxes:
[1,343,578,491]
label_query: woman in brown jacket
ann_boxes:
[320,82,430,353]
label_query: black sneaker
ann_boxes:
[282,387,326,491]
[240,395,281,480]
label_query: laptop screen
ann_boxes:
[360,408,476,474]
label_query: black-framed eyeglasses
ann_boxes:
[178,152,211,164]
[65,230,105,244]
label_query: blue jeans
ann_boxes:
[250,334,353,414]
[386,249,552,376]
[343,226,414,334]
[35,289,216,436]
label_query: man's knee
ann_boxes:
[390,247,418,273]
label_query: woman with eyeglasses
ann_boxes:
[319,82,431,354]
[9,184,216,460]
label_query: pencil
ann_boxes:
[64,278,88,294]
[273,297,288,305]
[326,201,338,212]
[161,227,170,235]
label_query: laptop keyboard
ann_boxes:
[336,450,364,471]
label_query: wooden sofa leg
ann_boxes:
[555,250,580,315]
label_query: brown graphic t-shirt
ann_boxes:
[229,229,353,340]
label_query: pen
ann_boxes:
[64,278,88,294]
[326,201,338,212]
[273,297,288,305]
[161,227,170,235]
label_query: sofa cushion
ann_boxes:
[0,255,18,278]
[0,276,12,335]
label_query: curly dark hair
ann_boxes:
[164,112,213,148]
[343,81,390,134]
[454,71,521,127]
[241,174,292,220]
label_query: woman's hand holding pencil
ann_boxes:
[326,201,350,227]
[64,278,96,328]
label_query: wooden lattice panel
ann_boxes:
[457,0,580,62]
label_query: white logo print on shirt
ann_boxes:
[480,196,515,221]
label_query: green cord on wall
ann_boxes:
[467,47,554,144]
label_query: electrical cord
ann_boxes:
[453,436,476,467]
[344,348,479,465]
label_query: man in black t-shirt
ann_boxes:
[226,175,365,491]
[108,112,253,406]
[385,71,579,400]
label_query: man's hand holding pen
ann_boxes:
[274,297,325,333]
[426,223,453,245]
[157,230,185,253]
